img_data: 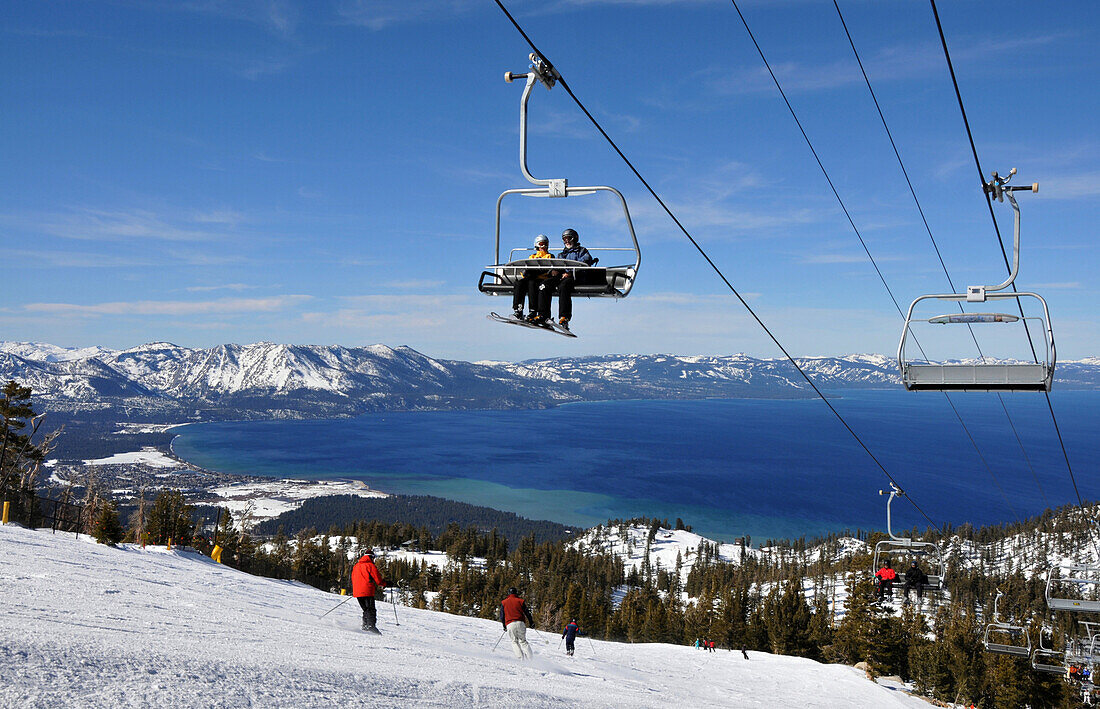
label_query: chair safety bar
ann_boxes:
[983,591,1031,656]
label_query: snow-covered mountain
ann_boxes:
[0,523,930,708]
[2,341,1098,419]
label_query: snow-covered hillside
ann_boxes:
[1,524,930,708]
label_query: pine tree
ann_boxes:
[93,499,124,546]
[763,579,816,658]
[832,574,877,665]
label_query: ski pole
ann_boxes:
[319,594,355,619]
[492,628,507,652]
[588,635,597,658]
[389,588,400,626]
[557,636,564,651]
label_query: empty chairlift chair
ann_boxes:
[898,169,1054,392]
[1032,625,1068,676]
[871,484,945,599]
[478,54,641,303]
[1046,565,1100,613]
[983,590,1032,657]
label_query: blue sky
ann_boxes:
[2,0,1097,362]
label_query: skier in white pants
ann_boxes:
[499,587,535,660]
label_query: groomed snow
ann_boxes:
[0,524,931,708]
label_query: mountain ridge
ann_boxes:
[3,341,1098,420]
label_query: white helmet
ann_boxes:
[534,234,549,246]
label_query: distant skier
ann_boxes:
[693,638,701,650]
[562,618,581,656]
[500,587,535,660]
[902,560,928,603]
[352,551,385,634]
[740,645,749,660]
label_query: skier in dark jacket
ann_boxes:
[351,551,385,633]
[562,618,581,656]
[536,228,596,330]
[902,560,927,602]
[500,588,535,659]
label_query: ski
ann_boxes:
[488,312,577,338]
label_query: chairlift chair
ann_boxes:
[871,484,945,595]
[983,590,1032,657]
[1046,565,1100,613]
[478,54,641,301]
[898,169,1055,391]
[1067,623,1100,667]
[1033,625,1069,676]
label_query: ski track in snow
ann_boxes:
[0,524,930,708]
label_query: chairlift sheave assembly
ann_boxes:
[983,590,1032,657]
[871,484,945,598]
[898,169,1055,391]
[478,54,642,311]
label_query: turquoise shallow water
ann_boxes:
[171,391,1100,542]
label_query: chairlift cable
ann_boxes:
[490,0,940,531]
[930,0,1087,522]
[833,0,1046,511]
[928,0,1041,367]
[728,0,1019,523]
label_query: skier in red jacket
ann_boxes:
[352,551,385,634]
[499,587,535,659]
[874,560,897,602]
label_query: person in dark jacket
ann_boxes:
[902,560,927,602]
[536,228,596,330]
[562,618,581,656]
[351,551,385,633]
[500,587,535,659]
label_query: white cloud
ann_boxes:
[1029,282,1081,290]
[802,253,906,265]
[0,249,159,269]
[18,208,231,243]
[1040,173,1100,200]
[336,0,480,30]
[175,0,300,38]
[380,280,447,290]
[185,283,262,292]
[23,295,312,317]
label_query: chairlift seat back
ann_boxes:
[984,643,1031,657]
[1049,598,1100,613]
[903,362,1053,392]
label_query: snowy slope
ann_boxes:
[0,524,930,708]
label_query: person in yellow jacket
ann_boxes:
[512,234,554,323]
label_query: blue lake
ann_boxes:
[170,391,1100,542]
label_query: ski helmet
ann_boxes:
[562,228,578,241]
[508,587,518,595]
[534,234,549,246]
